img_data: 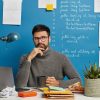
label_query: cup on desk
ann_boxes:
[36,76,46,87]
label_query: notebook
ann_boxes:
[0,67,15,91]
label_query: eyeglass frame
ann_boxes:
[33,36,49,42]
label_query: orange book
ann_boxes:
[18,91,37,97]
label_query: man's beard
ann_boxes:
[35,43,48,51]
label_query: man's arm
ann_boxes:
[15,47,44,88]
[59,55,81,88]
[15,56,31,88]
[46,55,81,88]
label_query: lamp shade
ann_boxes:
[0,33,20,43]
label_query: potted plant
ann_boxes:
[84,63,100,97]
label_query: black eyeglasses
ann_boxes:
[34,36,48,42]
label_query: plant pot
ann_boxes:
[85,78,100,97]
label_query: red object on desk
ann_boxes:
[18,91,37,97]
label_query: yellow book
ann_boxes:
[44,89,73,95]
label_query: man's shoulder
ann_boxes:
[51,49,66,58]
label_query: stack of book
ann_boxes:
[44,89,74,99]
[40,86,74,99]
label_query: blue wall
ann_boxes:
[0,0,100,84]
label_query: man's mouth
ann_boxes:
[36,43,47,51]
[38,44,45,48]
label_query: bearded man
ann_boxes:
[16,24,81,88]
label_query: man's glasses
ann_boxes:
[34,36,48,42]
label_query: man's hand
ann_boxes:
[27,47,44,62]
[68,82,84,91]
[46,77,60,87]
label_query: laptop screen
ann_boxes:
[0,67,15,91]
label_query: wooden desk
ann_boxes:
[1,92,100,100]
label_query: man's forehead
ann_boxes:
[34,31,48,36]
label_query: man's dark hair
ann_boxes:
[32,24,50,36]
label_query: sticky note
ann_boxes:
[46,4,54,10]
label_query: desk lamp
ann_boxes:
[0,33,20,43]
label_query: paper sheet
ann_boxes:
[38,0,57,9]
[99,22,100,47]
[94,0,100,12]
[99,22,100,67]
[0,86,17,98]
[3,0,23,25]
[99,50,100,67]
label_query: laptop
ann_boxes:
[0,67,15,91]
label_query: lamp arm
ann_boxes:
[0,36,8,41]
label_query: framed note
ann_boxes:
[94,0,100,13]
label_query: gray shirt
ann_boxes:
[16,48,81,88]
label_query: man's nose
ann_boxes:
[38,39,42,43]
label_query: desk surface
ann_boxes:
[1,92,100,100]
